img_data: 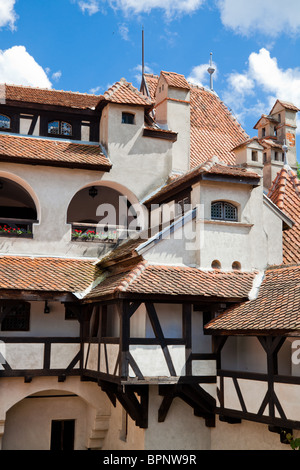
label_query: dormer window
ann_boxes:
[122,112,135,125]
[48,120,72,136]
[211,201,238,222]
[0,114,11,130]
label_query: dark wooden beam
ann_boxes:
[145,301,176,377]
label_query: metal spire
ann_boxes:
[207,52,216,91]
[142,27,145,78]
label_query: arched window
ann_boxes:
[0,114,11,130]
[48,120,72,136]
[211,201,237,222]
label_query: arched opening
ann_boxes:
[211,260,221,270]
[67,183,143,242]
[0,177,38,238]
[232,261,241,271]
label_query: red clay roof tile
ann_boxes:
[268,167,300,264]
[143,73,249,167]
[0,133,111,170]
[85,261,256,300]
[3,84,100,109]
[144,156,260,205]
[0,256,101,293]
[160,71,190,90]
[205,264,300,333]
[189,85,248,167]
[99,78,153,107]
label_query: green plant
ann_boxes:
[0,224,31,236]
[285,433,300,450]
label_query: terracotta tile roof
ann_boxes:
[142,73,159,100]
[0,256,101,293]
[268,166,300,264]
[0,133,111,171]
[270,99,300,113]
[205,264,300,333]
[260,138,284,149]
[99,78,153,107]
[97,237,146,267]
[189,85,249,167]
[160,71,190,90]
[143,73,249,167]
[85,261,257,301]
[144,156,260,206]
[3,84,100,109]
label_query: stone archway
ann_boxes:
[0,377,111,450]
[67,181,146,242]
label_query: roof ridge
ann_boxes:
[268,166,300,208]
[266,263,300,271]
[103,78,152,104]
[4,82,100,97]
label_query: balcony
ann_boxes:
[0,337,81,379]
[71,223,141,243]
[0,218,37,238]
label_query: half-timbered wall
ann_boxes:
[215,335,300,433]
[0,301,81,376]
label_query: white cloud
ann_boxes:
[187,60,218,87]
[77,0,100,15]
[248,48,300,106]
[0,46,52,88]
[217,0,300,37]
[118,23,129,41]
[109,0,205,15]
[222,48,300,131]
[0,0,17,30]
[89,85,102,94]
[52,70,62,82]
[74,0,205,16]
[133,63,154,84]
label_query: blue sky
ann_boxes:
[0,0,300,161]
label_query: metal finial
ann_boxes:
[207,52,216,91]
[282,139,288,166]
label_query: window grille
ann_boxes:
[1,302,30,331]
[211,201,237,222]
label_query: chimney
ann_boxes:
[154,71,191,174]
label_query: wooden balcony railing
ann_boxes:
[217,369,300,431]
[0,218,37,238]
[71,222,141,243]
[0,337,81,379]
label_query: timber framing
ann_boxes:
[214,334,300,431]
[2,293,300,433]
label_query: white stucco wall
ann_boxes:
[100,103,173,201]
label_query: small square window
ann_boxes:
[122,112,135,125]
